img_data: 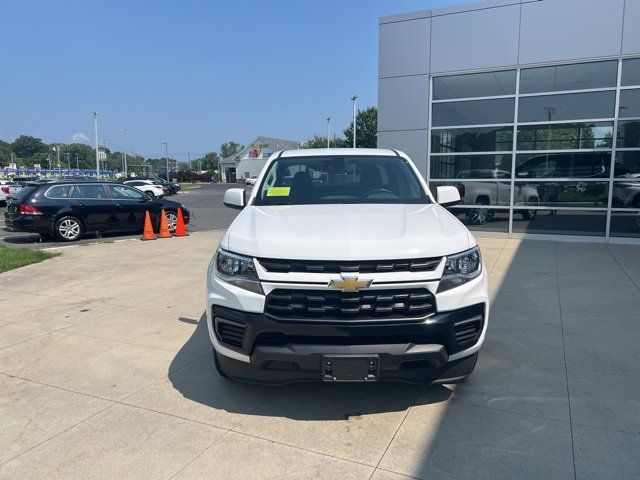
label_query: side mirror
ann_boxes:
[223,188,246,209]
[436,186,461,207]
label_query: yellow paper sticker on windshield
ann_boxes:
[267,187,290,197]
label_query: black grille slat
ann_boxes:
[216,320,246,347]
[265,288,436,321]
[453,315,483,346]
[258,257,441,274]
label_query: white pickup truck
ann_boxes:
[0,181,22,205]
[206,148,489,384]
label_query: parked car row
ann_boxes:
[4,179,190,242]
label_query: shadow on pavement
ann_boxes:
[168,313,454,421]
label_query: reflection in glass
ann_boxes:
[432,98,515,127]
[431,126,513,153]
[512,209,607,236]
[612,180,640,208]
[433,70,516,100]
[447,207,510,232]
[622,58,640,87]
[516,122,613,150]
[618,89,640,118]
[431,181,512,206]
[513,182,608,208]
[614,151,640,177]
[617,120,640,148]
[430,155,512,179]
[518,91,616,123]
[610,211,640,238]
[515,152,612,179]
[520,60,618,94]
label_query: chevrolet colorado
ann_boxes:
[206,148,489,383]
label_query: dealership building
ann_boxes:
[378,0,640,242]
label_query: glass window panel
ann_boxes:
[617,120,640,148]
[515,152,612,179]
[618,89,640,118]
[622,58,640,87]
[614,151,640,177]
[512,209,606,236]
[447,207,510,232]
[518,91,616,123]
[433,70,516,100]
[519,61,618,93]
[430,154,512,179]
[431,126,513,153]
[430,181,512,206]
[610,211,640,238]
[432,98,515,127]
[517,122,614,150]
[513,181,609,208]
[612,178,640,208]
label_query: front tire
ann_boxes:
[165,210,178,232]
[55,216,83,242]
[466,199,494,225]
[145,190,156,198]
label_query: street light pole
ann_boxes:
[163,142,169,181]
[120,128,127,177]
[93,111,100,178]
[188,152,192,171]
[351,95,358,148]
[326,117,331,148]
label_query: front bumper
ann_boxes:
[206,265,489,384]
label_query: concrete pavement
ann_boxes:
[0,232,639,479]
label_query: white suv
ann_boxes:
[206,149,489,383]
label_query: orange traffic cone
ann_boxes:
[140,211,157,241]
[173,208,189,237]
[158,209,172,238]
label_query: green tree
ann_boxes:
[220,141,243,159]
[302,135,347,149]
[11,135,48,158]
[0,140,11,165]
[343,106,377,148]
[200,152,220,170]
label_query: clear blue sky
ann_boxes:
[0,0,461,159]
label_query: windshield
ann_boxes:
[254,155,428,206]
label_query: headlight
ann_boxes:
[437,246,481,293]
[213,249,263,294]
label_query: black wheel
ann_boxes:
[466,199,494,225]
[145,190,155,198]
[54,216,83,242]
[521,198,539,220]
[212,348,229,379]
[165,210,178,232]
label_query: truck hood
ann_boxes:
[222,204,473,260]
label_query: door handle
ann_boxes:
[115,203,122,207]
[73,203,85,208]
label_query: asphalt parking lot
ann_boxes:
[1,232,639,479]
[0,183,245,248]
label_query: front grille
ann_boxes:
[215,318,246,347]
[257,257,441,274]
[265,288,436,321]
[255,332,442,347]
[453,315,483,346]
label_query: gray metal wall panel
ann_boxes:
[378,76,429,132]
[623,0,640,55]
[430,4,520,73]
[377,130,429,178]
[379,18,430,78]
[519,0,625,64]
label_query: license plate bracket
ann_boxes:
[322,355,379,382]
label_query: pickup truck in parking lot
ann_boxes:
[207,148,489,384]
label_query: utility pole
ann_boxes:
[351,95,358,148]
[64,152,71,172]
[75,156,80,170]
[55,145,61,175]
[120,128,127,177]
[93,111,100,178]
[326,117,331,148]
[163,142,169,181]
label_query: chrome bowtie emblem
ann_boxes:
[328,274,373,293]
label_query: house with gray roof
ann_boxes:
[220,136,301,183]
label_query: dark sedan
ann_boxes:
[4,180,190,241]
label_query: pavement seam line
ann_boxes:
[368,384,425,480]
[375,466,424,480]
[167,430,232,480]
[605,244,640,293]
[555,245,578,480]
